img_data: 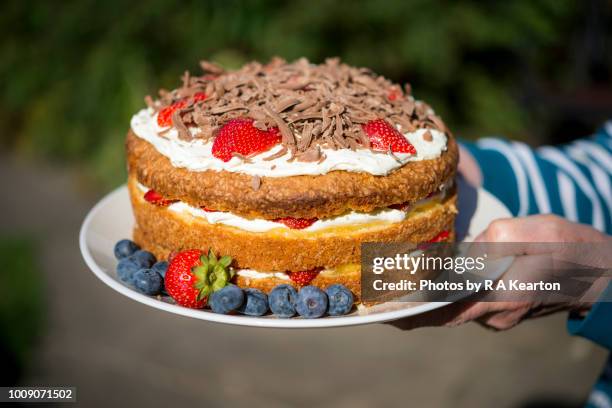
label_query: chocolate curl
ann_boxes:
[181,70,190,88]
[199,60,225,75]
[298,122,314,151]
[144,95,154,108]
[263,104,295,147]
[262,146,288,161]
[251,176,261,191]
[172,110,192,141]
[387,145,402,164]
[274,97,301,112]
[150,57,449,164]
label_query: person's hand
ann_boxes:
[389,214,611,331]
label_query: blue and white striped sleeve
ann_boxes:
[460,121,612,234]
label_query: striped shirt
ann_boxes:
[462,121,612,408]
[461,121,612,234]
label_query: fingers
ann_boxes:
[474,301,578,331]
[386,301,476,330]
[474,214,610,244]
[387,301,502,330]
[387,300,547,332]
[476,302,532,330]
[471,215,612,265]
[389,215,611,332]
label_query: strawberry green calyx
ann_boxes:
[192,249,234,301]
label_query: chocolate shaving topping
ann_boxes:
[262,146,288,161]
[144,95,155,109]
[274,97,301,112]
[199,61,225,75]
[263,104,295,146]
[296,145,323,162]
[232,152,254,163]
[172,110,191,141]
[251,175,261,191]
[149,57,449,161]
[387,145,402,163]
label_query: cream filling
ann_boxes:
[236,265,358,281]
[137,182,411,233]
[130,108,448,177]
[235,269,291,281]
[137,182,449,233]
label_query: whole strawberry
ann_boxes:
[165,249,234,308]
[212,118,281,162]
[274,217,318,229]
[362,119,416,154]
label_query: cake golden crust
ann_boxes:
[126,130,458,220]
[129,177,457,271]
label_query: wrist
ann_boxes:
[458,144,482,188]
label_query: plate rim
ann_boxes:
[79,184,510,329]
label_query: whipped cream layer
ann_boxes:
[137,182,448,233]
[131,108,447,177]
[236,265,357,280]
[137,182,407,233]
[236,269,291,281]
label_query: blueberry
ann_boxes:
[296,286,328,318]
[269,284,298,318]
[117,258,140,284]
[237,288,268,316]
[151,261,169,278]
[130,250,156,269]
[325,284,354,316]
[114,239,140,260]
[133,269,163,295]
[210,285,245,314]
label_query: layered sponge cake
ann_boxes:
[126,58,458,302]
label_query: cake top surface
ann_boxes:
[145,57,450,163]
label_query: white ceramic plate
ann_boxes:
[79,179,512,328]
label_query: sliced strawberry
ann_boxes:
[416,230,451,250]
[157,100,186,127]
[212,118,281,162]
[361,119,416,154]
[428,230,450,243]
[157,92,207,127]
[288,268,321,286]
[274,217,318,229]
[144,189,177,207]
[191,91,207,103]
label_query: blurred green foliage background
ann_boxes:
[1,0,611,188]
[0,237,43,385]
